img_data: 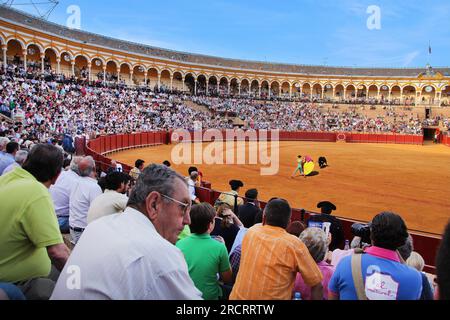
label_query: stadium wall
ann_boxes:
[168,130,423,145]
[1,6,449,104]
[81,131,439,273]
[443,133,450,146]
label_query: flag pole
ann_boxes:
[428,40,432,66]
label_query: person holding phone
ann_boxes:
[211,204,244,253]
[308,201,344,251]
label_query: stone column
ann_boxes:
[56,58,61,74]
[40,54,45,73]
[103,66,107,83]
[194,79,198,95]
[71,61,75,77]
[2,45,6,69]
[22,49,27,69]
[87,63,91,81]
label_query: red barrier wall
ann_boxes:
[386,134,396,144]
[166,129,423,145]
[346,133,422,145]
[443,134,450,147]
[86,131,167,157]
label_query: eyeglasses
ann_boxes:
[160,193,191,217]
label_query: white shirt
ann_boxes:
[51,207,203,300]
[230,226,248,256]
[69,176,102,228]
[87,189,128,224]
[49,170,80,218]
[187,178,196,201]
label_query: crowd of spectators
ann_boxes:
[0,61,230,151]
[191,96,444,134]
[1,61,450,301]
[2,61,450,149]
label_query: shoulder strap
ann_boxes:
[351,249,368,300]
[396,250,406,264]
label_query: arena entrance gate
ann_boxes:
[423,128,439,142]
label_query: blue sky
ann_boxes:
[8,0,450,68]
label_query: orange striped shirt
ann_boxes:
[230,225,323,300]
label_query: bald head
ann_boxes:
[78,156,96,177]
[70,156,83,175]
[190,171,199,180]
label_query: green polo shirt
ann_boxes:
[0,168,63,283]
[177,225,191,241]
[176,233,231,300]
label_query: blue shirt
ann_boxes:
[0,154,15,176]
[328,246,422,300]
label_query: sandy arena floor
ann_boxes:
[113,141,450,235]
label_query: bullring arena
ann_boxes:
[1,3,450,299]
[113,140,450,235]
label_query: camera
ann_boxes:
[351,222,372,245]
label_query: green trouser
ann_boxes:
[294,165,303,175]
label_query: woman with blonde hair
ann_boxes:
[211,203,243,253]
[293,227,334,300]
[406,251,425,272]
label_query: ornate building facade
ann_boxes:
[1,5,449,106]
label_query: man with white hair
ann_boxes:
[0,137,10,158]
[1,149,28,175]
[49,156,82,233]
[69,156,102,244]
[188,171,200,205]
